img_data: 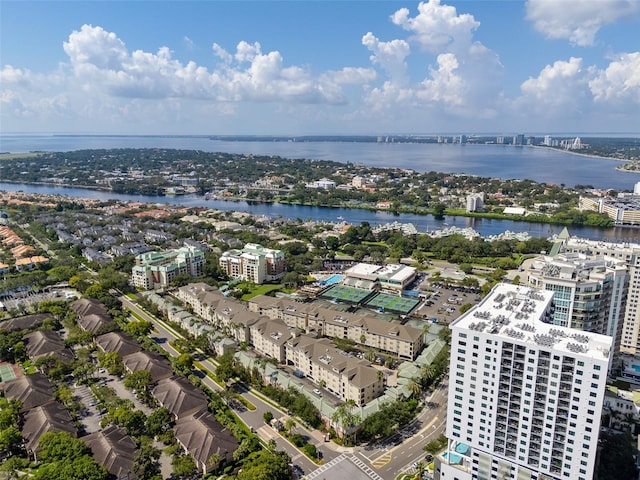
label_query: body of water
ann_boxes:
[1,134,640,242]
[1,134,639,191]
[1,181,638,243]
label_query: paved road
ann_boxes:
[120,295,328,476]
[120,294,449,480]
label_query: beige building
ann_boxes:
[249,318,292,363]
[247,295,424,359]
[219,243,285,284]
[285,335,384,406]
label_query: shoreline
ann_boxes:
[0,180,623,230]
[530,145,632,164]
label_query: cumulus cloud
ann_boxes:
[526,0,640,46]
[589,52,640,105]
[52,25,379,107]
[514,52,640,120]
[391,0,479,55]
[362,0,502,118]
[362,32,410,87]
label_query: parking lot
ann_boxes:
[413,285,480,325]
[0,287,77,312]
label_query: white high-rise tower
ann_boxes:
[436,284,612,480]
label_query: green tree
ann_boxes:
[33,455,110,480]
[146,407,172,436]
[132,438,161,480]
[433,203,446,219]
[237,450,292,480]
[263,411,274,425]
[174,353,194,375]
[100,351,124,376]
[111,407,147,437]
[124,370,152,394]
[172,454,197,478]
[331,399,360,446]
[0,426,21,452]
[124,319,154,337]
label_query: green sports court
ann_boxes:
[364,292,420,315]
[319,284,374,304]
[0,362,18,383]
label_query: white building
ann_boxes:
[559,237,640,356]
[343,262,417,292]
[131,246,205,290]
[305,178,336,190]
[437,284,612,480]
[466,193,485,212]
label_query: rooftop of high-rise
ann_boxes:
[452,283,612,361]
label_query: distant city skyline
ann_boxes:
[1,0,639,136]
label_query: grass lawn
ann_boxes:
[240,283,283,300]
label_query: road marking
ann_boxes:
[370,450,392,468]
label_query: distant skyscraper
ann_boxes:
[512,134,525,146]
[436,284,612,480]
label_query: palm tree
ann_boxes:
[331,399,359,446]
[285,417,296,435]
[408,378,422,399]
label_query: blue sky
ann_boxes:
[1,0,639,136]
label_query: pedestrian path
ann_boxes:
[350,454,386,480]
[303,454,385,480]
[302,453,348,479]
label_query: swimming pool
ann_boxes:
[442,452,463,464]
[323,274,344,285]
[454,443,470,455]
[632,364,640,372]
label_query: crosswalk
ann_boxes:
[302,453,348,479]
[351,454,386,480]
[302,454,385,480]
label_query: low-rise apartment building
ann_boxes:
[131,245,205,290]
[285,335,384,406]
[218,243,285,284]
[247,295,424,359]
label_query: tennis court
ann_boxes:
[364,292,420,314]
[0,362,17,383]
[319,284,373,304]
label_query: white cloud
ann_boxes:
[63,24,128,70]
[183,36,194,50]
[391,0,479,55]
[515,57,591,119]
[361,32,410,87]
[418,53,464,105]
[526,0,640,46]
[363,0,502,118]
[57,25,367,105]
[589,52,640,105]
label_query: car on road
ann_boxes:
[313,388,322,396]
